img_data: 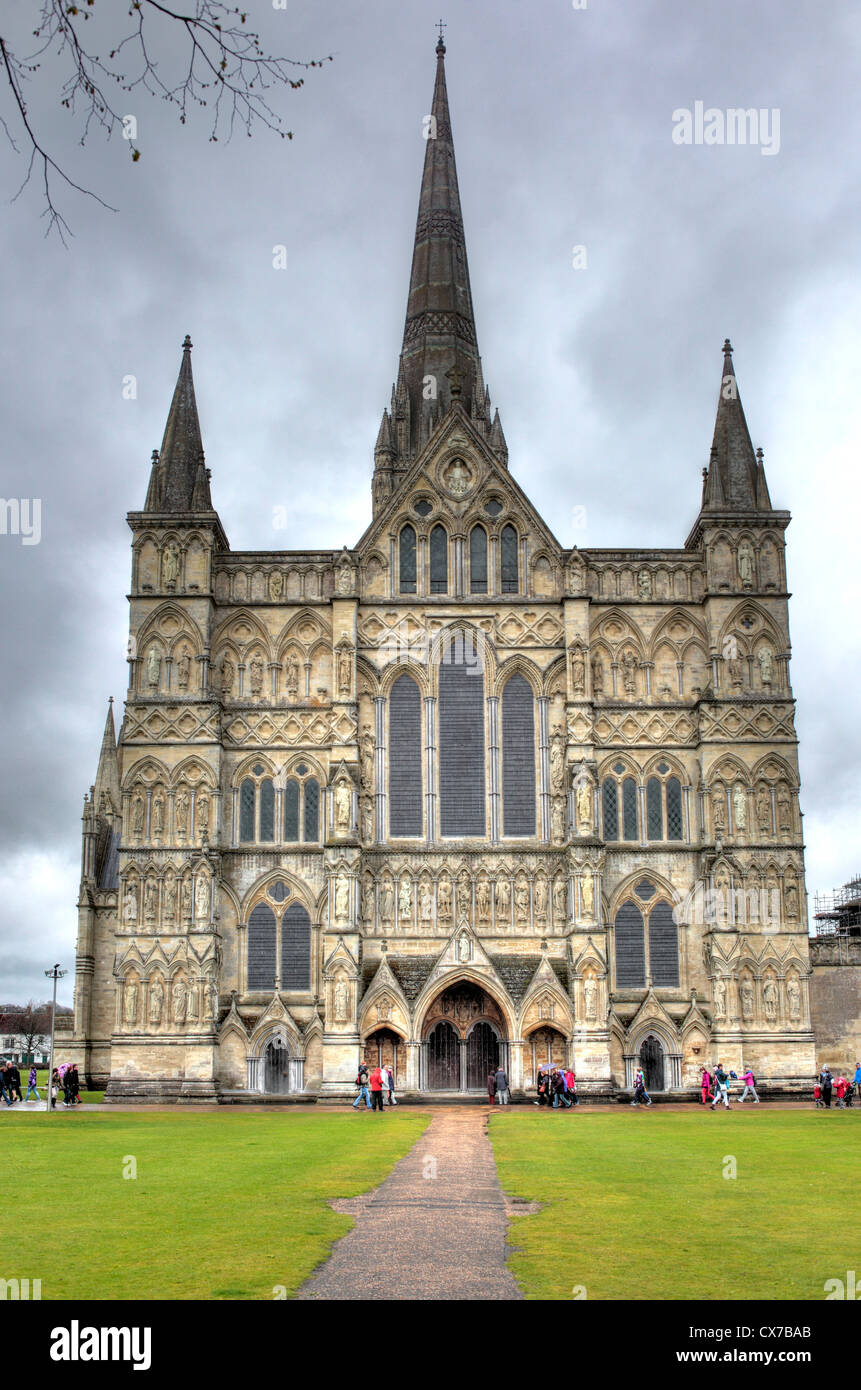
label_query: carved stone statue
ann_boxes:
[335,874,350,922]
[123,979,138,1026]
[285,655,300,700]
[777,783,792,834]
[399,878,412,921]
[359,730,375,793]
[638,569,652,599]
[581,871,594,919]
[362,877,375,923]
[172,978,188,1024]
[514,877,530,923]
[336,563,354,594]
[576,781,592,832]
[144,878,157,922]
[591,656,605,696]
[380,880,394,921]
[534,877,548,918]
[712,789,727,835]
[132,792,145,837]
[196,792,210,842]
[732,785,747,831]
[163,876,177,923]
[456,875,471,920]
[553,877,567,922]
[495,877,510,923]
[584,975,597,1022]
[162,542,180,589]
[338,648,352,696]
[622,650,637,695]
[477,879,491,920]
[458,933,470,963]
[757,647,773,686]
[740,977,755,1022]
[570,650,585,695]
[177,645,191,690]
[204,980,217,1022]
[755,784,771,835]
[188,981,200,1022]
[713,977,727,1019]
[784,881,799,918]
[220,655,235,696]
[149,979,164,1025]
[360,798,374,844]
[414,880,430,923]
[763,979,778,1022]
[728,653,744,688]
[195,874,210,921]
[249,654,264,696]
[268,571,284,601]
[175,786,189,839]
[787,976,801,1021]
[123,883,138,922]
[549,735,565,794]
[146,647,161,689]
[334,978,349,1023]
[737,541,754,588]
[181,876,193,922]
[551,797,566,843]
[437,878,451,919]
[152,791,164,837]
[335,780,352,831]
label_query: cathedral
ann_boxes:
[71,37,814,1101]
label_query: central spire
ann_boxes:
[373,35,504,512]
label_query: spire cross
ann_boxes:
[436,19,447,45]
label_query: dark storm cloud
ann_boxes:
[0,0,858,1001]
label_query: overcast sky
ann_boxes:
[1,0,858,1005]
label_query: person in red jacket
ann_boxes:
[701,1068,712,1105]
[369,1065,385,1113]
[835,1075,849,1108]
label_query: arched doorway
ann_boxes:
[427,1021,460,1089]
[639,1035,664,1092]
[364,1028,402,1083]
[421,981,508,1092]
[263,1037,293,1094]
[527,1026,568,1086]
[466,1021,500,1089]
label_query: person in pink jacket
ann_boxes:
[700,1068,712,1104]
[739,1067,760,1103]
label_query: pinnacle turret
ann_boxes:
[145,335,208,512]
[702,339,771,511]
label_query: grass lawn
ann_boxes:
[3,1109,428,1299]
[490,1108,861,1300]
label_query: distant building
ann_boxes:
[1,1034,50,1066]
[70,38,813,1101]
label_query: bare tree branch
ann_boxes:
[0,1,332,241]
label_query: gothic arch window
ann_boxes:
[602,778,619,840]
[500,524,519,594]
[615,901,646,987]
[614,890,680,990]
[239,778,256,842]
[648,901,680,987]
[439,632,485,836]
[430,524,448,594]
[623,777,638,841]
[647,765,685,841]
[399,524,417,594]
[260,779,275,842]
[281,902,311,990]
[247,902,277,989]
[283,766,321,844]
[469,525,488,594]
[501,674,536,836]
[389,674,423,836]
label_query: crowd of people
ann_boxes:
[813,1065,860,1109]
[353,1062,397,1111]
[0,1061,83,1108]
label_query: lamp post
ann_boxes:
[44,965,67,1113]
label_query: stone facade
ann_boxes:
[808,938,861,1072]
[70,39,815,1101]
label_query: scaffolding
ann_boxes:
[813,875,861,937]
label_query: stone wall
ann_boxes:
[808,938,861,1071]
